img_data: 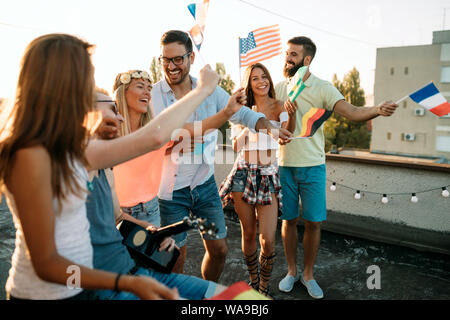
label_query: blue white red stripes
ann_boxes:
[187,0,209,51]
[409,82,450,117]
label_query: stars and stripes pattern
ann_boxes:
[239,24,282,67]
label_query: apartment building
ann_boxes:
[370,30,450,162]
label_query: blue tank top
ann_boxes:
[85,169,135,274]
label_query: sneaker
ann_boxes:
[278,274,300,293]
[300,274,324,299]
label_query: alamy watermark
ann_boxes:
[366,265,381,290]
[66,265,81,289]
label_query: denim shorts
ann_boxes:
[278,164,327,222]
[158,175,227,248]
[231,167,276,193]
[94,267,217,300]
[121,197,160,227]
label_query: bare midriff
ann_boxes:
[242,149,278,166]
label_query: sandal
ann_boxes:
[243,250,259,290]
[259,252,276,297]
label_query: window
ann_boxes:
[390,67,394,75]
[387,132,391,140]
[441,66,450,83]
[436,136,450,152]
[403,101,407,108]
[404,67,408,75]
[441,44,450,61]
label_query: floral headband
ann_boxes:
[119,71,152,85]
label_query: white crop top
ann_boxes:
[231,112,288,151]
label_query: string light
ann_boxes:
[330,182,337,191]
[326,179,449,204]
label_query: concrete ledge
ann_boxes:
[320,210,450,255]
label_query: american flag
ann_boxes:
[239,24,282,67]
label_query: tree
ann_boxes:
[149,56,162,84]
[215,63,235,144]
[324,67,370,152]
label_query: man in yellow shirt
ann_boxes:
[276,36,398,299]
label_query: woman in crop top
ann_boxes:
[219,63,288,296]
[0,33,220,300]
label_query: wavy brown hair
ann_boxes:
[0,33,95,207]
[242,63,276,109]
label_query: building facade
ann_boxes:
[370,30,450,163]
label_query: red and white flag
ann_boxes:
[239,24,282,67]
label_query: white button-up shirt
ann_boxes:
[151,76,265,200]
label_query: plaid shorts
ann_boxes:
[219,157,282,215]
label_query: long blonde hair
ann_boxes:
[0,33,95,206]
[113,70,152,136]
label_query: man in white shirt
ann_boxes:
[151,30,292,282]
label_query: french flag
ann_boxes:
[187,0,209,51]
[409,82,450,117]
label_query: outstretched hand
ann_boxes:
[224,88,247,117]
[377,101,398,117]
[276,127,294,145]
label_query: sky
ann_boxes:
[0,0,449,104]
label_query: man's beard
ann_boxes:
[283,58,305,78]
[165,65,190,85]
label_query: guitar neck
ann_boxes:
[153,220,194,240]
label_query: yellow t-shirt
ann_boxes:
[275,73,344,167]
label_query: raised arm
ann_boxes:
[85,65,220,171]
[182,88,246,136]
[333,100,398,122]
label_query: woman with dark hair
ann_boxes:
[219,63,291,296]
[0,33,220,300]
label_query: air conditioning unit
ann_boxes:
[404,133,416,141]
[414,108,425,116]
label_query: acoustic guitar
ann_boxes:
[118,216,217,273]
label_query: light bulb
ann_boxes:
[330,182,336,191]
[442,187,449,198]
[410,193,418,203]
[354,191,361,200]
[381,194,388,204]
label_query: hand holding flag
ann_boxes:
[396,82,450,117]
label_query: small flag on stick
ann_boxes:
[406,82,450,117]
[288,66,333,139]
[287,66,308,102]
[208,281,271,300]
[187,0,210,51]
[239,24,282,67]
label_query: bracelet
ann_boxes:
[114,273,123,292]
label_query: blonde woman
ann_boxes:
[0,33,220,300]
[219,63,289,297]
[111,70,165,226]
